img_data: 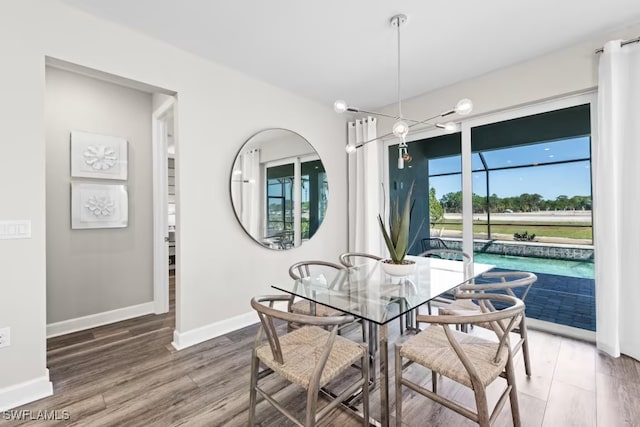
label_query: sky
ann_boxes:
[427,137,592,200]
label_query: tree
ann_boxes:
[556,195,569,210]
[440,191,462,213]
[489,193,505,213]
[434,190,591,215]
[429,187,444,226]
[569,195,591,210]
[472,193,487,213]
[518,193,543,212]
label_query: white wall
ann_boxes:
[258,132,316,163]
[45,67,153,324]
[0,0,347,408]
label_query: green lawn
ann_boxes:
[437,220,592,240]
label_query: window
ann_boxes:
[265,157,327,246]
[266,164,294,244]
[469,104,592,243]
[390,104,593,245]
[425,137,592,243]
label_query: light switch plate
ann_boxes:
[0,220,31,239]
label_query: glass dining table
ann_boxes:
[272,255,494,427]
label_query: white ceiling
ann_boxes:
[61,0,640,110]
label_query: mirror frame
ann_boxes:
[229,128,328,250]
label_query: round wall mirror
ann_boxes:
[230,129,329,250]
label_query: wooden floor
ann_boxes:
[6,278,640,426]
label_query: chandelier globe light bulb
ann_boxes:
[334,100,348,114]
[392,120,409,138]
[455,98,473,115]
[444,122,458,133]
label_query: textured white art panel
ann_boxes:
[71,131,128,180]
[71,183,128,229]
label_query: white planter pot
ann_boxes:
[380,260,416,277]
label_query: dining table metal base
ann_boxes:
[378,323,390,427]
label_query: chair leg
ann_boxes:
[520,316,532,377]
[506,353,522,427]
[395,345,403,424]
[305,382,320,427]
[472,383,490,427]
[431,370,438,394]
[362,353,370,426]
[248,352,260,427]
[405,308,415,331]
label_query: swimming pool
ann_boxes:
[473,253,594,279]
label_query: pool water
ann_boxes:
[473,253,594,279]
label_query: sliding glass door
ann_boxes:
[386,93,596,333]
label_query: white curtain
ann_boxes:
[348,117,385,256]
[241,148,261,237]
[595,40,640,360]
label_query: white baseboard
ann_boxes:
[0,370,53,411]
[172,310,258,351]
[47,302,155,338]
[527,318,596,342]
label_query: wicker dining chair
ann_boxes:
[395,293,525,427]
[288,260,368,337]
[420,237,449,252]
[439,271,537,376]
[339,251,416,335]
[417,248,472,265]
[418,249,472,315]
[338,252,382,267]
[287,261,347,324]
[249,295,369,426]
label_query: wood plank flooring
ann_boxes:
[4,278,640,426]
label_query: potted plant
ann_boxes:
[378,182,422,276]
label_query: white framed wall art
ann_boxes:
[71,130,128,180]
[71,182,129,229]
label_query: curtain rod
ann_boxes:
[595,36,640,54]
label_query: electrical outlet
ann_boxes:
[0,327,10,348]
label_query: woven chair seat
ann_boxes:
[400,325,508,388]
[438,299,522,330]
[256,326,364,389]
[437,298,479,314]
[291,300,344,317]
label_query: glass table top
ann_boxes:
[272,255,495,325]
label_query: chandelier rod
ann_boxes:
[353,118,443,149]
[350,105,459,125]
[347,108,419,124]
[396,15,403,119]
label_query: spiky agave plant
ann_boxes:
[378,182,416,264]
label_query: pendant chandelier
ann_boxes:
[334,14,473,168]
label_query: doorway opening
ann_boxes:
[44,58,179,366]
